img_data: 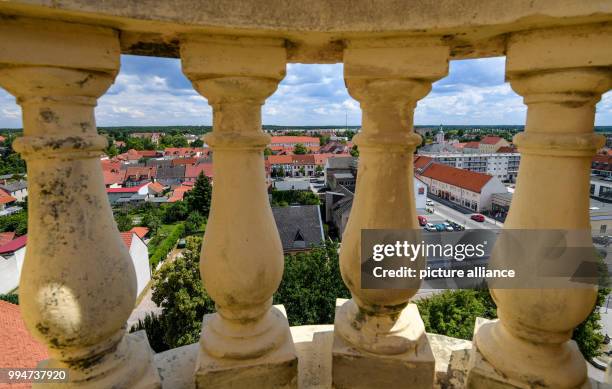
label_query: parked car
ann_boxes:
[471,214,485,222]
[424,223,437,232]
[447,221,465,231]
[442,222,454,232]
[418,215,428,226]
[426,199,434,206]
[434,224,446,232]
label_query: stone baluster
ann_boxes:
[332,38,449,389]
[180,36,297,388]
[0,19,160,388]
[468,24,612,388]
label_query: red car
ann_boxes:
[418,215,428,226]
[471,214,485,222]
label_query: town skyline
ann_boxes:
[0,55,610,129]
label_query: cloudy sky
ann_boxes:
[0,55,610,128]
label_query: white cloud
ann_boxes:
[0,56,611,128]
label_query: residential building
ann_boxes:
[417,151,520,182]
[185,162,214,183]
[120,231,151,297]
[168,183,194,202]
[130,132,163,145]
[0,180,27,202]
[592,155,612,177]
[590,177,612,202]
[0,188,16,211]
[416,162,507,212]
[123,166,156,187]
[271,205,324,253]
[324,156,357,190]
[478,135,510,152]
[156,165,186,187]
[0,235,26,293]
[270,136,320,148]
[106,183,150,205]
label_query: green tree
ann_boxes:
[106,143,119,158]
[417,289,497,340]
[264,147,273,156]
[141,209,162,234]
[315,165,324,176]
[274,241,349,325]
[114,212,133,232]
[0,210,28,236]
[130,313,169,352]
[185,211,204,235]
[350,145,359,158]
[185,172,213,218]
[293,143,308,155]
[190,139,204,148]
[162,201,189,223]
[151,236,215,348]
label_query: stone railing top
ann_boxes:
[0,0,611,61]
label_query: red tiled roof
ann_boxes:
[168,185,193,202]
[0,188,16,204]
[148,181,166,194]
[464,141,480,148]
[420,163,493,193]
[0,235,27,255]
[414,155,433,170]
[480,136,503,145]
[120,232,134,249]
[106,183,147,193]
[497,146,517,153]
[266,155,294,165]
[124,166,156,179]
[0,301,48,373]
[313,153,349,166]
[103,170,124,186]
[185,163,213,180]
[172,158,198,166]
[0,232,16,246]
[129,227,150,239]
[270,136,320,145]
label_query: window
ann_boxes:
[418,187,425,195]
[601,225,607,234]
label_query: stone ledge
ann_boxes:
[154,326,472,388]
[154,325,612,388]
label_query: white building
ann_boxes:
[416,162,507,212]
[120,231,151,297]
[0,235,26,294]
[417,151,520,182]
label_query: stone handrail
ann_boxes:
[0,4,611,388]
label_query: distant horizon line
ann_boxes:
[1,124,612,130]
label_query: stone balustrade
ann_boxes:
[0,1,611,388]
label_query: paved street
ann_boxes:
[419,196,502,231]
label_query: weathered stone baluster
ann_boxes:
[332,38,449,388]
[180,36,297,388]
[468,24,612,388]
[0,19,160,388]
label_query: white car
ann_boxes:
[426,200,434,206]
[424,223,437,232]
[443,222,454,232]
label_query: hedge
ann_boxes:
[150,223,185,270]
[0,294,19,304]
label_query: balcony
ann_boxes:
[0,1,611,388]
